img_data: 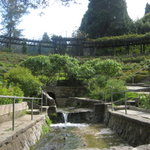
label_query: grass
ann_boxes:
[0,52,28,66]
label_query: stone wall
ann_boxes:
[0,102,28,123]
[66,97,102,108]
[0,116,46,150]
[104,106,150,146]
[45,86,86,107]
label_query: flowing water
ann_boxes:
[33,111,127,150]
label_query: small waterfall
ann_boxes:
[62,112,68,124]
[51,109,88,128]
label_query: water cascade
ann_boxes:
[63,111,68,125]
[33,109,127,150]
[51,110,88,128]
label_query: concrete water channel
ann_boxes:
[33,109,127,150]
[0,94,150,150]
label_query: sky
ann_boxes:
[18,0,150,39]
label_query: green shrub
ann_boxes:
[4,67,42,96]
[105,79,127,101]
[88,75,108,99]
[126,92,139,99]
[78,61,96,80]
[0,85,24,104]
[97,59,122,77]
[20,55,51,76]
[139,94,150,109]
[21,54,80,81]
[49,54,80,80]
[79,58,122,80]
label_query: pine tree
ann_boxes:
[79,0,132,38]
[0,0,27,38]
[145,3,150,15]
[42,32,50,42]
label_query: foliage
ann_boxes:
[80,0,132,38]
[78,59,97,80]
[87,75,108,99]
[4,66,42,96]
[42,116,51,135]
[22,42,27,54]
[20,55,51,76]
[37,75,50,85]
[96,59,122,77]
[51,35,67,54]
[145,3,150,15]
[21,54,80,82]
[0,0,28,43]
[42,32,50,42]
[139,94,150,109]
[49,54,80,80]
[88,77,126,101]
[79,58,122,79]
[126,92,139,99]
[104,79,127,101]
[134,13,150,34]
[0,84,24,104]
[0,52,28,66]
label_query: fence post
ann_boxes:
[102,91,106,103]
[110,89,114,111]
[12,98,15,130]
[41,92,43,113]
[31,99,33,120]
[125,92,127,114]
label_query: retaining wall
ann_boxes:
[45,86,86,107]
[104,106,150,146]
[0,102,28,123]
[0,116,46,150]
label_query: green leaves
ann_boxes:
[0,85,24,104]
[21,55,51,76]
[21,54,80,81]
[5,66,42,96]
[98,59,122,77]
[80,0,132,38]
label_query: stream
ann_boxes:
[33,111,127,150]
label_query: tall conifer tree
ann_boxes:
[80,0,132,38]
[145,3,150,15]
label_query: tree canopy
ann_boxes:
[135,13,150,34]
[79,0,133,38]
[145,3,150,15]
[0,0,27,38]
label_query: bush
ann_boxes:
[88,75,108,99]
[5,67,42,96]
[79,58,122,80]
[126,92,139,99]
[105,79,127,101]
[139,94,150,109]
[0,85,24,104]
[97,59,122,77]
[49,54,80,80]
[21,54,80,81]
[20,55,51,76]
[78,61,96,80]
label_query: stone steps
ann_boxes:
[26,109,40,115]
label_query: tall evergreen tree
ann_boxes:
[42,32,50,42]
[145,3,150,15]
[135,13,150,34]
[79,0,132,38]
[0,0,27,38]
